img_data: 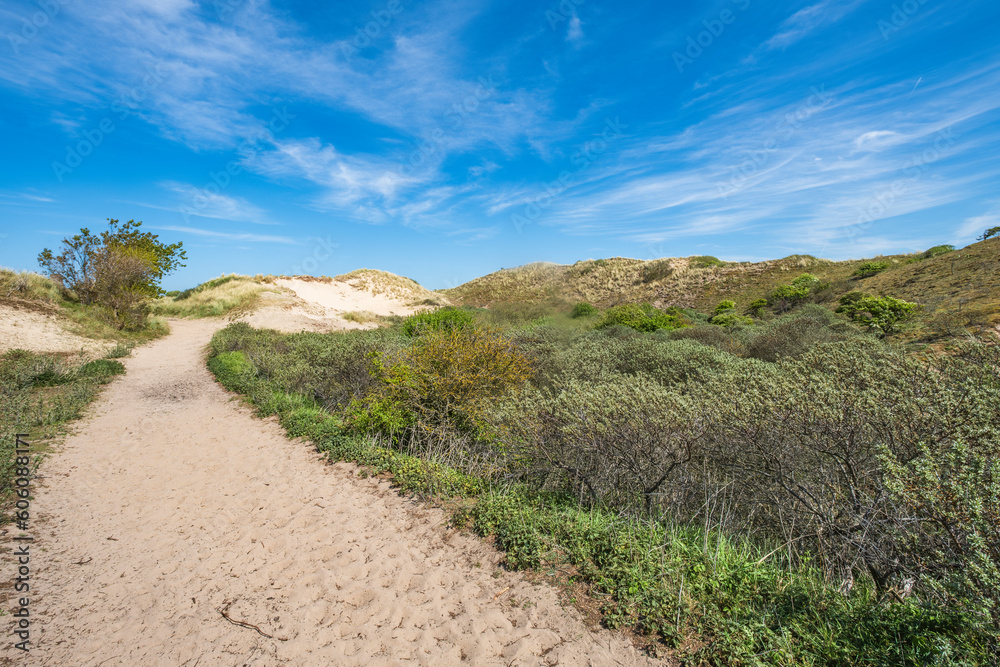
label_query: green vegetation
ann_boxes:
[853,260,890,278]
[0,347,129,508]
[570,301,599,318]
[205,299,1000,663]
[401,306,476,336]
[689,255,725,268]
[151,274,273,318]
[837,293,918,337]
[923,244,955,259]
[37,218,186,330]
[979,227,999,241]
[596,303,687,332]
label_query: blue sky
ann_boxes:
[1,0,998,290]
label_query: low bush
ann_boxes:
[570,301,598,318]
[401,307,476,336]
[924,244,955,259]
[596,303,686,332]
[853,260,890,278]
[713,299,736,315]
[709,312,752,327]
[689,255,725,268]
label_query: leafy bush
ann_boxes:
[595,303,686,332]
[978,226,1000,241]
[709,312,753,327]
[924,244,955,259]
[853,260,890,278]
[747,297,768,316]
[689,255,724,268]
[837,294,918,337]
[570,301,598,318]
[401,307,476,337]
[768,273,826,312]
[713,299,736,315]
[366,326,533,438]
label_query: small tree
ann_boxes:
[90,245,158,330]
[978,226,1000,241]
[38,219,186,329]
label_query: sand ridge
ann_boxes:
[1,318,662,666]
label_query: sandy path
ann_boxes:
[3,319,659,666]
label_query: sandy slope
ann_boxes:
[2,318,660,666]
[0,305,109,357]
[233,278,430,334]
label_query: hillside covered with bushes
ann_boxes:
[443,238,999,343]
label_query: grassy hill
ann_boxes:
[443,238,1000,341]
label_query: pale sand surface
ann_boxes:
[1,318,661,666]
[234,278,432,333]
[0,305,109,357]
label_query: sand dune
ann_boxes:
[2,318,661,665]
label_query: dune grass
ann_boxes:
[151,274,275,318]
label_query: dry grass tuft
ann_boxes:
[334,268,446,306]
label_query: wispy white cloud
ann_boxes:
[149,225,298,244]
[764,0,865,50]
[157,182,275,225]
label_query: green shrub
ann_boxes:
[853,260,890,278]
[709,312,753,327]
[401,307,476,337]
[596,303,686,332]
[924,244,955,259]
[837,294,918,337]
[689,255,724,268]
[570,301,598,318]
[713,299,736,316]
[978,226,1000,241]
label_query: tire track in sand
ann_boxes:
[2,319,662,666]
